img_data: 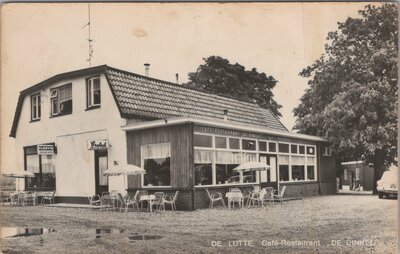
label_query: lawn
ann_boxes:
[0,195,397,254]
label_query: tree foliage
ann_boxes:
[184,56,282,117]
[293,4,398,191]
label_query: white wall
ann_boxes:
[14,73,130,197]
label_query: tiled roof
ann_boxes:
[10,65,288,137]
[105,66,288,132]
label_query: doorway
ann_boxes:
[95,150,108,196]
[259,154,278,189]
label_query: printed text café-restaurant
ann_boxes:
[10,65,336,210]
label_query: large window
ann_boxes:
[216,164,240,184]
[194,134,212,148]
[142,143,171,187]
[194,164,212,185]
[279,165,289,181]
[292,166,305,181]
[87,77,101,108]
[50,84,72,116]
[307,166,315,180]
[31,94,41,121]
[25,146,56,190]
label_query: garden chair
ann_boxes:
[122,191,140,212]
[100,192,113,211]
[86,193,101,210]
[0,191,10,205]
[247,188,268,207]
[164,191,179,211]
[150,192,165,212]
[137,190,148,211]
[23,192,37,206]
[272,186,286,203]
[41,191,56,205]
[263,187,275,206]
[206,189,225,209]
[9,192,18,206]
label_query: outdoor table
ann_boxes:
[139,195,156,213]
[225,192,244,209]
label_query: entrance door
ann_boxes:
[259,155,278,189]
[95,150,108,196]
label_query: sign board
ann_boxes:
[37,145,55,155]
[87,140,109,150]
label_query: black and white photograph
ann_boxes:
[0,2,398,253]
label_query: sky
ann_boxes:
[0,2,374,170]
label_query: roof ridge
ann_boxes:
[105,65,262,109]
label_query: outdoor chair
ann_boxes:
[150,192,165,212]
[100,192,113,211]
[164,191,179,211]
[247,188,269,208]
[272,186,286,203]
[263,187,275,206]
[41,191,56,205]
[122,191,140,212]
[0,191,10,205]
[9,192,18,206]
[86,193,102,210]
[206,189,225,209]
[137,190,148,211]
[23,192,37,206]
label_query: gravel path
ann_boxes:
[0,195,397,253]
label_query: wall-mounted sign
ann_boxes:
[37,145,55,155]
[87,140,109,150]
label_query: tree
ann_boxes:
[293,3,398,193]
[184,56,282,117]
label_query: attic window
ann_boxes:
[50,84,72,116]
[31,93,41,121]
[87,76,101,108]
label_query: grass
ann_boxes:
[0,195,397,254]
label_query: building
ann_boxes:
[9,65,337,210]
[340,161,374,191]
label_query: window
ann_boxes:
[307,166,315,180]
[307,146,315,155]
[87,76,101,108]
[323,146,332,156]
[243,171,257,183]
[268,142,276,152]
[31,94,41,121]
[242,139,256,151]
[292,165,305,181]
[215,136,227,149]
[258,141,267,152]
[291,145,298,154]
[142,143,171,187]
[216,164,240,184]
[50,84,72,116]
[194,164,212,185]
[194,134,212,147]
[229,138,240,149]
[279,165,289,181]
[278,143,289,153]
[344,169,348,180]
[299,145,305,154]
[25,146,56,190]
[355,168,360,180]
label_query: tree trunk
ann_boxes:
[372,150,386,195]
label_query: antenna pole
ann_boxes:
[88,3,93,67]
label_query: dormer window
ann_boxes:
[50,84,72,116]
[31,93,41,121]
[87,76,101,108]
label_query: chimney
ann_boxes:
[175,73,179,84]
[223,109,228,121]
[144,63,150,77]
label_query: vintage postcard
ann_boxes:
[0,2,397,253]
